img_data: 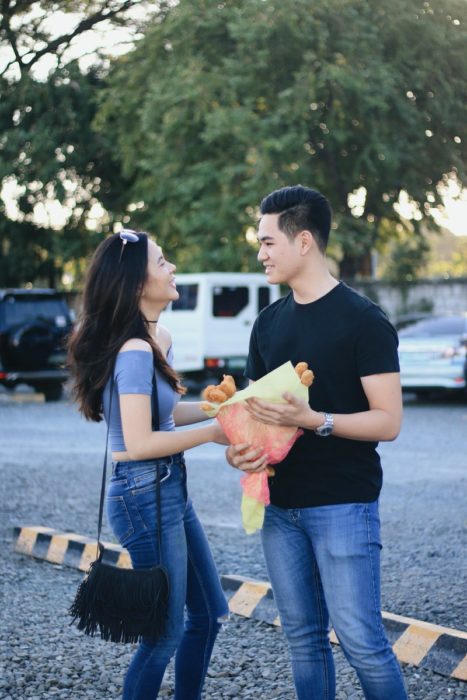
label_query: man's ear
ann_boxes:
[298,230,315,255]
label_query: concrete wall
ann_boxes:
[351,278,467,322]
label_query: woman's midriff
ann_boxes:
[111,451,131,461]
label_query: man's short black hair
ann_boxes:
[260,185,332,252]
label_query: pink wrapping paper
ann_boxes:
[241,471,270,505]
[217,402,304,533]
[216,402,304,465]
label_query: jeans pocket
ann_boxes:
[131,464,171,494]
[106,495,134,545]
[107,477,127,497]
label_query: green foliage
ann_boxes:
[96,0,467,274]
[0,1,154,80]
[425,233,467,278]
[1,0,466,285]
[378,221,431,283]
[0,0,151,287]
[0,63,126,286]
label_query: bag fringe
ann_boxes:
[69,560,169,644]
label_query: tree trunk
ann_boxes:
[339,251,372,280]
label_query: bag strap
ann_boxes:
[151,371,163,564]
[96,363,163,564]
[96,373,114,557]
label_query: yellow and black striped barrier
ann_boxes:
[14,525,467,682]
[14,525,131,572]
[220,574,467,682]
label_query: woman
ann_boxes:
[68,230,230,699]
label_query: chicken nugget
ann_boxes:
[300,369,314,387]
[218,374,236,399]
[203,386,229,404]
[294,362,308,377]
[202,385,216,401]
[200,402,213,412]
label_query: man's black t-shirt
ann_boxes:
[245,282,400,508]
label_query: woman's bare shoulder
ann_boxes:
[119,339,152,353]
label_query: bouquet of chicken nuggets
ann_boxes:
[201,361,314,534]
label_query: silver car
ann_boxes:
[398,314,467,398]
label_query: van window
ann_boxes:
[258,287,270,312]
[172,284,198,311]
[212,287,249,317]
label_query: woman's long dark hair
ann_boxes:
[68,232,185,422]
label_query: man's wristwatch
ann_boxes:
[314,412,334,437]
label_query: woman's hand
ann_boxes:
[225,443,269,473]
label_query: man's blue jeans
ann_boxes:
[106,454,229,700]
[261,500,408,700]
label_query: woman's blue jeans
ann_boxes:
[106,454,229,700]
[261,501,408,700]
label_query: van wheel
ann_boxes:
[37,383,63,402]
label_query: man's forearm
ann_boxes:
[303,408,401,442]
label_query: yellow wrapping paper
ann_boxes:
[203,361,309,416]
[241,495,265,535]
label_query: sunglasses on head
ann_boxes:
[119,229,139,262]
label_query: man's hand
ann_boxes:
[245,392,322,429]
[225,443,269,473]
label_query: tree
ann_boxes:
[0,0,160,287]
[377,220,431,283]
[0,1,157,81]
[97,0,467,275]
[0,62,128,285]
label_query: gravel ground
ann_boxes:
[1,392,466,699]
[1,555,465,700]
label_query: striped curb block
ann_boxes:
[221,574,467,683]
[0,391,45,403]
[14,525,467,682]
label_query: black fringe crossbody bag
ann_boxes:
[69,370,169,643]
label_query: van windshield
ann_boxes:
[172,284,199,311]
[213,286,249,317]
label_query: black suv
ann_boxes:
[0,289,74,401]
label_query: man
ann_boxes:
[227,185,408,699]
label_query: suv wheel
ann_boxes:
[6,320,57,369]
[36,382,63,402]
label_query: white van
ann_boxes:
[160,273,280,384]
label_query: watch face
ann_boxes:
[316,413,333,436]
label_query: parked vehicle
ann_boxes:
[0,289,74,401]
[160,273,280,385]
[398,314,467,399]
